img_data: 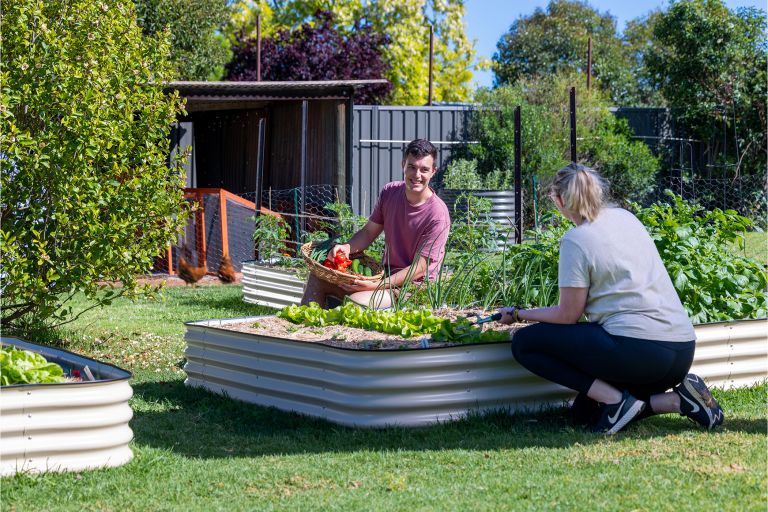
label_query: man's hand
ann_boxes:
[330,243,351,260]
[339,279,381,294]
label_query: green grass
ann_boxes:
[3,285,767,511]
[741,231,767,264]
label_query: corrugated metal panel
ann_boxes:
[352,105,476,216]
[183,317,767,427]
[183,317,573,427]
[242,261,304,309]
[0,338,134,476]
[688,319,768,389]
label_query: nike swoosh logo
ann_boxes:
[608,400,626,424]
[680,393,700,414]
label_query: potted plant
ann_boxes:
[242,213,306,309]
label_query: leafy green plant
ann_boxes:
[251,214,291,262]
[446,193,500,255]
[1,0,189,330]
[278,302,508,343]
[309,202,385,260]
[1,345,65,385]
[634,192,767,323]
[442,159,484,190]
[442,159,512,191]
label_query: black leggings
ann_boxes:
[511,322,695,405]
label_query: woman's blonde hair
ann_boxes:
[550,163,607,223]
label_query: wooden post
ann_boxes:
[256,15,261,81]
[427,24,434,106]
[196,191,207,270]
[167,246,174,275]
[219,190,229,259]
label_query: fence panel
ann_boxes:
[352,105,475,216]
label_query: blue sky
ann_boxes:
[464,0,767,88]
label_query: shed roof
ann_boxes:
[167,80,390,112]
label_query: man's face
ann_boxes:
[402,154,436,194]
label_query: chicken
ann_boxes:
[178,255,207,285]
[217,255,237,283]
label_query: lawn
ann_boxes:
[2,285,766,512]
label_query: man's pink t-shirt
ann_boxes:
[369,181,451,282]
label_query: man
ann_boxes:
[301,138,451,309]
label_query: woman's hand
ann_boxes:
[498,306,522,324]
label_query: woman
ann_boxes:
[499,163,723,434]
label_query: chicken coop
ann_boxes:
[155,80,388,277]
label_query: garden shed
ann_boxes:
[158,80,387,275]
[167,80,388,206]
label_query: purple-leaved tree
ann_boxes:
[226,10,392,104]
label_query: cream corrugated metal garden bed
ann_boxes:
[0,338,134,477]
[242,261,305,309]
[183,316,767,428]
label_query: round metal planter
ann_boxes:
[1,338,134,476]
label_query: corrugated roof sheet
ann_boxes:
[167,80,389,99]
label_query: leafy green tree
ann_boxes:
[493,0,634,105]
[470,73,658,215]
[645,0,767,176]
[621,10,665,106]
[1,0,189,329]
[228,0,476,105]
[135,0,232,80]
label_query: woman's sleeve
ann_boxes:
[558,238,590,288]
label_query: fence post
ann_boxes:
[570,87,577,163]
[219,190,229,259]
[514,105,522,244]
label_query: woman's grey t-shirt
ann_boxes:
[558,207,695,342]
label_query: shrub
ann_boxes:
[471,72,659,219]
[252,214,291,262]
[1,0,188,330]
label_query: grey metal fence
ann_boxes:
[352,105,476,216]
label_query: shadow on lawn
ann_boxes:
[129,379,766,459]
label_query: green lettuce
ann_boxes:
[1,345,66,385]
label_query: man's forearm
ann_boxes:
[383,258,427,288]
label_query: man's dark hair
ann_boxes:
[403,139,437,167]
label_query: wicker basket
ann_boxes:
[301,241,384,286]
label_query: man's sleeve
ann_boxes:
[369,188,385,225]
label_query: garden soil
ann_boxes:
[218,309,525,350]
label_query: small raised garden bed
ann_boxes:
[242,260,305,309]
[184,315,767,427]
[1,338,134,477]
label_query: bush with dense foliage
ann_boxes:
[134,0,231,80]
[470,73,659,212]
[1,0,189,329]
[226,10,392,104]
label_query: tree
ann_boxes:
[227,0,476,105]
[645,0,766,176]
[470,72,658,211]
[1,0,189,330]
[134,0,232,80]
[493,0,634,105]
[226,10,393,104]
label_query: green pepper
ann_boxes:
[363,266,372,276]
[352,258,360,274]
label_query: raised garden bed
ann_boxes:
[1,338,133,477]
[184,316,767,427]
[242,260,305,309]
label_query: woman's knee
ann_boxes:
[511,324,538,360]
